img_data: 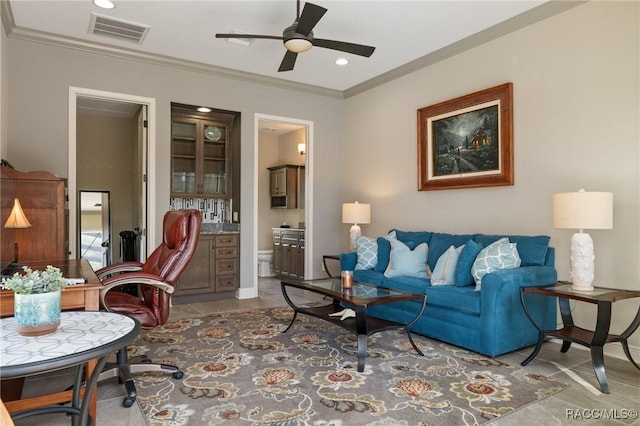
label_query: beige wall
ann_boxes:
[5,38,346,283]
[344,1,640,349]
[0,16,6,160]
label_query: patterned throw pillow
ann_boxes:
[355,236,378,270]
[471,237,521,291]
[383,238,429,279]
[431,244,464,286]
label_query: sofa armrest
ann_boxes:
[340,252,357,271]
[480,266,557,349]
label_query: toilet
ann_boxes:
[257,250,275,277]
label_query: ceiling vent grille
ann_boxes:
[89,13,150,44]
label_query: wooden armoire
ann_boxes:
[1,165,69,264]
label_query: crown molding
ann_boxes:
[344,1,586,98]
[0,5,343,100]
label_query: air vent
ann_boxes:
[89,13,150,44]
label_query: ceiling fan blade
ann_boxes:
[278,50,298,72]
[295,2,327,36]
[313,38,376,57]
[215,34,283,41]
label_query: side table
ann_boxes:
[520,283,640,393]
[322,254,341,278]
[0,311,140,426]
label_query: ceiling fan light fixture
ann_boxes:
[284,38,312,53]
[93,0,115,9]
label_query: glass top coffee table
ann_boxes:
[280,277,427,372]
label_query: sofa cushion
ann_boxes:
[431,245,464,285]
[472,237,521,290]
[474,234,550,266]
[353,269,386,286]
[454,239,483,287]
[392,230,432,246]
[424,285,481,315]
[382,276,430,295]
[355,236,378,270]
[375,237,391,272]
[427,233,475,269]
[384,238,429,279]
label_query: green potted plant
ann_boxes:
[1,265,68,336]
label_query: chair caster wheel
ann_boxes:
[173,371,184,379]
[122,396,135,408]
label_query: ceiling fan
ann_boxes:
[215,0,376,72]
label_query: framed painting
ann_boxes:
[417,83,513,191]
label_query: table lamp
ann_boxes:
[4,198,32,264]
[552,189,613,291]
[342,201,371,251]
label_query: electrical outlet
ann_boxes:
[233,211,238,222]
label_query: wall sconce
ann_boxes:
[297,143,306,156]
[342,201,371,251]
[553,189,613,291]
[4,198,32,264]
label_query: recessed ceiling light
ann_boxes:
[197,107,212,113]
[93,0,115,10]
[335,58,349,66]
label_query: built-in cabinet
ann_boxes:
[173,233,239,303]
[268,165,304,209]
[171,110,234,198]
[272,228,304,279]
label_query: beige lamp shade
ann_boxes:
[4,198,32,229]
[553,189,613,231]
[342,202,371,225]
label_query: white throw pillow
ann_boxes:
[431,244,464,286]
[471,237,521,291]
[384,238,429,279]
[355,236,378,270]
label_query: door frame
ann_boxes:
[68,87,157,259]
[250,113,313,298]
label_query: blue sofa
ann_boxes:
[340,230,557,357]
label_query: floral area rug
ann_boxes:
[129,308,567,425]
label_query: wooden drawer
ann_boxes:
[215,246,237,259]
[215,274,237,292]
[215,258,238,275]
[215,234,238,247]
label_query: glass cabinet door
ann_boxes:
[171,119,197,195]
[201,121,228,197]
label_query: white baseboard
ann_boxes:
[236,286,258,299]
[549,338,640,362]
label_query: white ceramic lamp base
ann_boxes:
[569,232,595,291]
[349,224,362,252]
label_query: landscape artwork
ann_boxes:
[418,83,514,191]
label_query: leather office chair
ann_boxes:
[96,209,201,407]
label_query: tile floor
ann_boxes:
[14,277,640,425]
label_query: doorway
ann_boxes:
[68,87,156,261]
[79,190,111,268]
[253,113,313,298]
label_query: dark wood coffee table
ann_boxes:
[280,277,427,372]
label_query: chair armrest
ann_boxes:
[100,272,175,311]
[340,252,357,271]
[95,262,144,280]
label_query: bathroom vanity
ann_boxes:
[272,228,304,279]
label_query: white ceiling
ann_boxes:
[5,0,560,94]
